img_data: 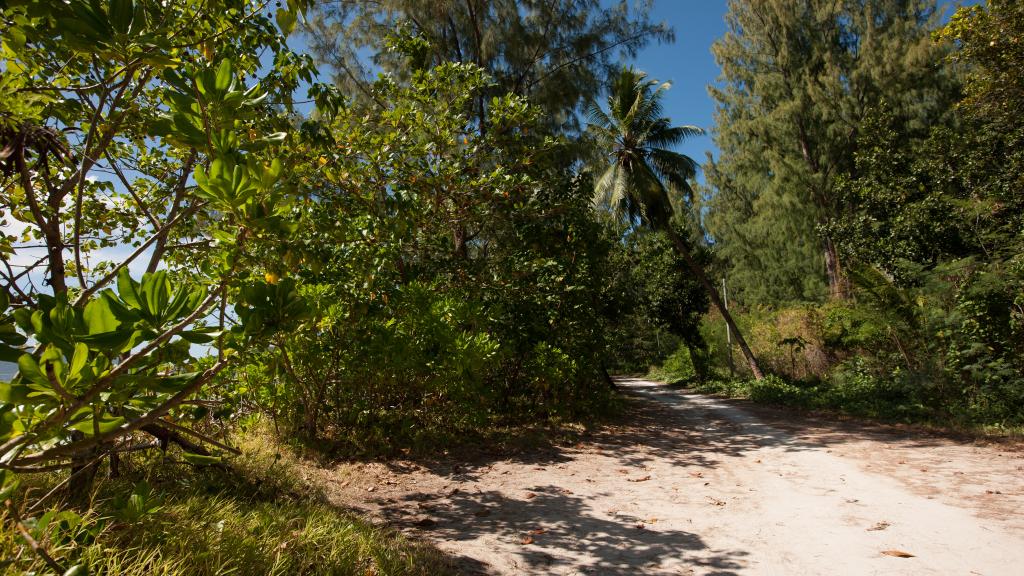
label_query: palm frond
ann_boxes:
[649,148,699,181]
[647,124,705,149]
[586,65,703,233]
[593,163,620,209]
[630,159,672,229]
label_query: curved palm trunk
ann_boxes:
[665,228,764,380]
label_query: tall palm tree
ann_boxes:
[587,67,764,380]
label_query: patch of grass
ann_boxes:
[2,424,456,576]
[309,414,609,463]
[676,375,1024,439]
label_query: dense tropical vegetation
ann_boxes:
[675,0,1024,429]
[0,0,1021,572]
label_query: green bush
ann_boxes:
[649,344,699,383]
[747,375,813,407]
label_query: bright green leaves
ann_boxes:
[49,0,169,63]
[16,353,51,397]
[154,60,272,152]
[69,413,126,436]
[12,271,206,362]
[112,480,163,522]
[193,157,294,236]
[83,296,122,336]
[234,278,310,339]
[194,159,263,212]
[115,269,207,330]
[180,451,223,466]
[276,8,299,37]
[0,0,320,522]
[0,270,211,447]
[0,292,28,362]
[274,0,315,36]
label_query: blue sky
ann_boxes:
[632,0,975,178]
[635,0,729,174]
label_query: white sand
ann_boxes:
[319,378,1024,575]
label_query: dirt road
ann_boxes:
[318,378,1024,575]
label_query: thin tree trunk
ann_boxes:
[602,367,618,391]
[823,235,850,300]
[453,226,468,259]
[66,431,99,505]
[665,228,764,380]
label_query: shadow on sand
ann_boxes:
[346,377,962,574]
[383,484,748,575]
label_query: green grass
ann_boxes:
[650,367,1024,439]
[2,425,457,576]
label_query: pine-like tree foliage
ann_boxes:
[304,0,671,132]
[703,0,956,306]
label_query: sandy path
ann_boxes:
[316,378,1024,575]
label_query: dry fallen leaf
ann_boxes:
[867,521,891,531]
[881,550,914,558]
[525,492,537,499]
[689,471,704,478]
[520,536,535,545]
[529,528,546,535]
[628,475,652,483]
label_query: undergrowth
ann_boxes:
[1,424,456,576]
[654,368,1024,437]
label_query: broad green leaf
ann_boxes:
[108,0,134,34]
[0,380,29,404]
[84,296,120,335]
[69,343,89,379]
[182,452,222,466]
[17,353,48,386]
[214,59,232,92]
[69,414,125,436]
[117,268,141,309]
[179,330,215,344]
[276,8,297,36]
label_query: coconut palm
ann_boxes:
[587,66,764,380]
